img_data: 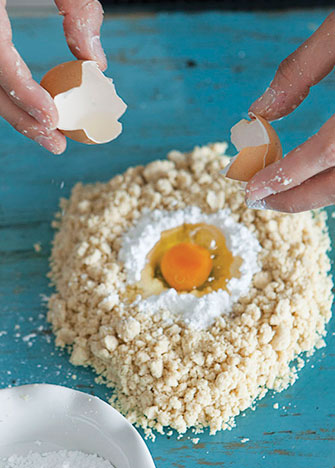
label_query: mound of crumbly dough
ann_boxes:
[48,143,333,439]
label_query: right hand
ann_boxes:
[246,12,335,213]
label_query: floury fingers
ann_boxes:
[48,143,333,439]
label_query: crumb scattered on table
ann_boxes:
[33,242,42,252]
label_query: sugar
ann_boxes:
[0,450,115,468]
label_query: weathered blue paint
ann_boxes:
[0,9,334,468]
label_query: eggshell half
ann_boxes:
[223,113,282,182]
[40,60,127,144]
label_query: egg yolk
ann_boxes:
[160,242,213,291]
[133,223,242,300]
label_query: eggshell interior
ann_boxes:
[223,113,282,182]
[41,61,127,144]
[231,118,269,151]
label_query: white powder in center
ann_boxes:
[0,450,115,468]
[118,207,261,330]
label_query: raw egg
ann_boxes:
[160,242,213,291]
[135,223,242,297]
[223,113,282,182]
[40,60,127,144]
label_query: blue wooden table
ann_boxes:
[0,8,334,468]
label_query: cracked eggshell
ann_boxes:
[40,60,127,145]
[223,113,282,182]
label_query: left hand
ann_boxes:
[0,0,106,154]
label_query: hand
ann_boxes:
[246,12,335,213]
[0,0,106,154]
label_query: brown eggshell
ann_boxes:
[40,60,127,145]
[224,145,268,182]
[224,113,282,182]
[41,61,93,144]
[40,61,84,97]
[257,114,282,166]
[61,129,95,145]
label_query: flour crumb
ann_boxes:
[40,294,49,303]
[282,178,292,186]
[20,394,32,401]
[191,438,200,445]
[22,333,37,346]
[240,438,249,443]
[273,403,279,409]
[33,242,41,253]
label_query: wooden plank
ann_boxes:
[0,9,334,468]
[6,0,57,15]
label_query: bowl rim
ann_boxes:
[0,383,156,468]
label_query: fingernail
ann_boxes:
[246,198,268,210]
[91,35,107,69]
[246,184,276,202]
[35,135,63,154]
[249,86,278,115]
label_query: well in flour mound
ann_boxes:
[48,143,333,438]
[118,206,261,330]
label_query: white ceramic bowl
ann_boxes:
[0,384,155,468]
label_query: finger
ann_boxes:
[0,86,66,154]
[0,1,59,129]
[246,113,335,201]
[249,11,335,121]
[55,0,107,71]
[247,168,335,213]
